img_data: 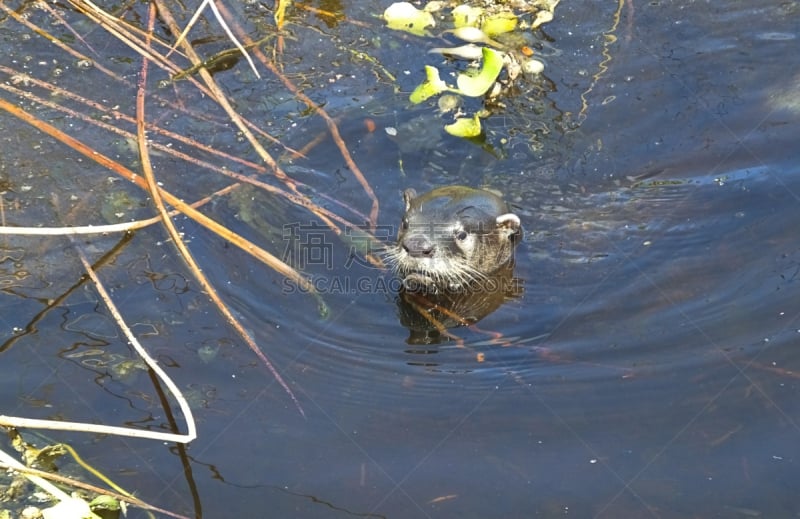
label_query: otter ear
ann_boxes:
[403,189,417,211]
[496,213,521,237]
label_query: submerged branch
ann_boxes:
[0,96,317,295]
[217,1,381,229]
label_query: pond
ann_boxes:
[1,0,799,517]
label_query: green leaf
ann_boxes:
[90,495,121,512]
[383,2,435,37]
[444,114,482,138]
[456,47,504,97]
[452,4,482,28]
[410,65,449,104]
[481,11,517,37]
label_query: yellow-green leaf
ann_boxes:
[452,4,482,28]
[90,495,121,512]
[384,2,435,37]
[444,114,482,138]
[456,47,504,97]
[481,11,517,37]
[410,65,449,104]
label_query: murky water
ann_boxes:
[1,0,799,517]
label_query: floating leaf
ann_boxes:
[428,43,483,61]
[444,114,482,138]
[89,495,121,513]
[456,47,504,97]
[481,11,517,37]
[448,26,492,44]
[384,2,435,37]
[452,4,482,28]
[410,65,449,104]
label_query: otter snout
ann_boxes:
[402,234,435,258]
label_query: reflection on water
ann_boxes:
[397,263,524,345]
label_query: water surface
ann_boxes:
[1,1,799,517]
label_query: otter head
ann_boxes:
[389,186,521,292]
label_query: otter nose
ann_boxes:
[402,234,435,258]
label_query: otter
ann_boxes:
[388,186,521,292]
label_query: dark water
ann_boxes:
[1,0,799,518]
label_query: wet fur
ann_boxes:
[386,186,520,291]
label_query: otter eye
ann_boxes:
[455,230,468,241]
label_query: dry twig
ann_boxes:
[135,4,304,415]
